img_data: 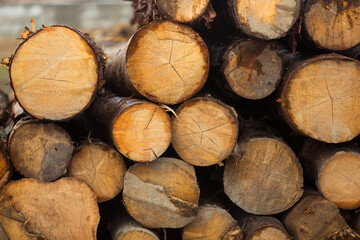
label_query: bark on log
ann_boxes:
[105,20,209,105]
[155,0,210,23]
[182,204,243,240]
[301,139,360,209]
[87,94,172,162]
[304,0,360,51]
[67,141,127,203]
[227,0,302,40]
[0,178,99,240]
[172,96,239,166]
[8,25,105,120]
[123,157,200,228]
[210,38,283,100]
[223,121,303,215]
[279,54,360,143]
[8,119,74,181]
[0,147,11,191]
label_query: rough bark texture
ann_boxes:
[182,204,243,240]
[8,119,74,181]
[87,94,172,162]
[172,96,238,166]
[223,121,303,215]
[8,25,105,121]
[0,178,100,240]
[0,147,11,191]
[227,0,302,40]
[279,54,360,143]
[304,0,360,51]
[67,141,127,203]
[105,20,209,105]
[301,139,360,209]
[123,157,200,228]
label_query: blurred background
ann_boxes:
[0,0,135,94]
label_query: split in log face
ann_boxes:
[67,142,127,203]
[123,157,200,228]
[280,54,360,143]
[304,0,360,51]
[9,25,104,120]
[155,0,210,23]
[172,97,239,166]
[8,120,74,182]
[227,0,301,40]
[106,20,209,105]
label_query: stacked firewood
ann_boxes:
[0,0,360,239]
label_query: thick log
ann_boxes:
[279,54,360,143]
[87,94,171,162]
[105,20,209,105]
[123,157,200,228]
[8,119,74,181]
[304,0,360,51]
[223,121,303,215]
[0,178,99,240]
[172,96,239,166]
[182,204,243,240]
[301,139,360,209]
[8,25,105,120]
[155,0,210,23]
[0,147,11,190]
[227,0,301,40]
[67,141,127,203]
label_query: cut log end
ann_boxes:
[304,0,360,50]
[222,40,283,99]
[116,231,159,240]
[172,97,238,166]
[67,142,127,202]
[113,103,171,162]
[281,54,360,143]
[0,149,11,190]
[156,0,210,23]
[228,0,301,40]
[9,25,103,120]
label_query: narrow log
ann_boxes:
[123,157,200,228]
[172,96,239,166]
[279,54,360,143]
[283,191,358,240]
[223,121,303,215]
[301,139,360,209]
[0,178,99,240]
[0,147,11,190]
[8,25,105,120]
[105,20,209,105]
[304,0,360,51]
[8,119,74,181]
[227,0,301,40]
[182,204,243,240]
[155,0,210,23]
[87,94,171,162]
[67,141,127,202]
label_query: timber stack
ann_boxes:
[0,0,360,239]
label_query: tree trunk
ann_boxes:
[0,178,99,240]
[155,0,210,23]
[303,0,360,51]
[67,141,127,203]
[8,25,105,121]
[122,157,200,229]
[182,204,243,240]
[283,191,359,240]
[87,94,171,162]
[0,147,11,191]
[227,0,301,40]
[223,121,303,215]
[300,139,360,209]
[279,54,360,143]
[172,96,239,166]
[8,118,74,182]
[105,20,209,105]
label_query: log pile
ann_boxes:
[0,0,360,239]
